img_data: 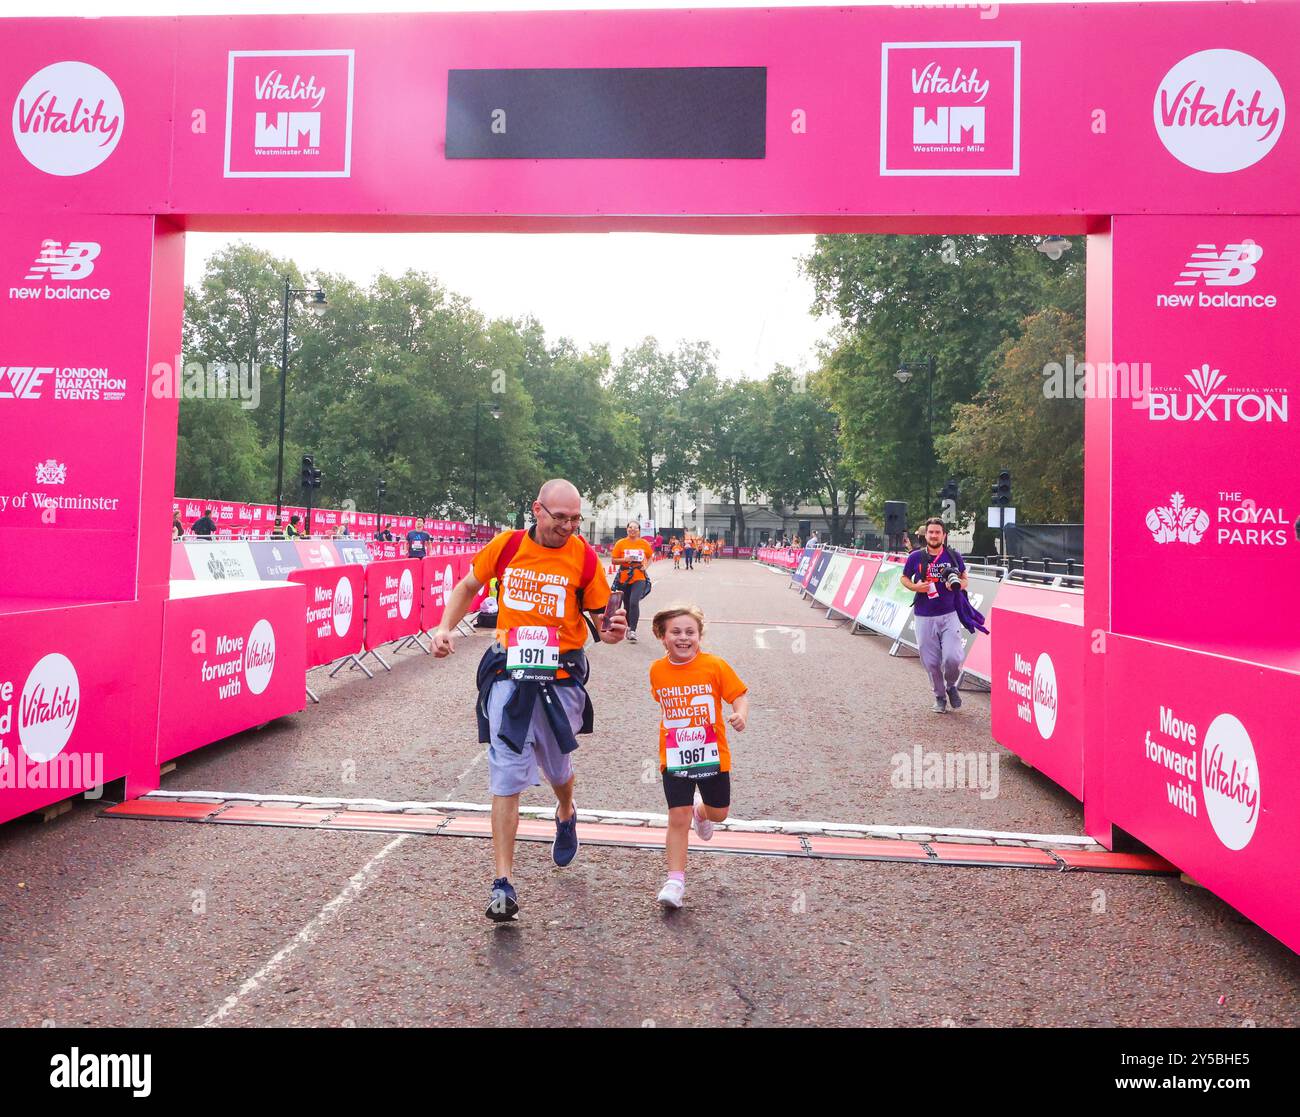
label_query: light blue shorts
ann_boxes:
[485,679,585,797]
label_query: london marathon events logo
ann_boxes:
[1154,49,1285,173]
[12,61,123,177]
[881,41,1020,176]
[224,50,355,178]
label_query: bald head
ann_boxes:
[533,478,583,546]
[538,478,581,506]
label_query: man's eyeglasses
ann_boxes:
[539,502,583,527]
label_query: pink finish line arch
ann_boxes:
[0,3,1297,953]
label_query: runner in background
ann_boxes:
[649,604,749,909]
[684,537,696,571]
[611,520,655,644]
[672,539,683,569]
[432,478,628,923]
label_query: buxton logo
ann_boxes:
[12,62,123,176]
[1146,363,1288,423]
[243,619,276,695]
[1154,49,1285,173]
[1146,492,1210,546]
[1031,653,1057,741]
[1200,713,1259,850]
[19,652,80,763]
[224,50,354,179]
[882,41,1020,177]
[332,576,353,638]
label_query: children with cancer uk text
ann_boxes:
[648,604,749,909]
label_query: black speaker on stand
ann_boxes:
[883,501,908,552]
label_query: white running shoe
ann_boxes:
[691,806,715,842]
[657,879,685,909]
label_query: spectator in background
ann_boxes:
[191,508,217,538]
[172,509,185,540]
[407,517,432,560]
[375,523,394,542]
[287,515,303,539]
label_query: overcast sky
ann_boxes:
[24,0,1190,377]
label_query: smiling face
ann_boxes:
[925,521,946,549]
[660,613,701,663]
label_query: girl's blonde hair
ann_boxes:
[652,603,705,639]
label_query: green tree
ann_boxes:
[938,307,1085,527]
[804,234,1084,526]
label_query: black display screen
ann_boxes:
[446,67,766,159]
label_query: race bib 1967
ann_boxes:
[665,724,720,779]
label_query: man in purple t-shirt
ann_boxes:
[901,517,969,713]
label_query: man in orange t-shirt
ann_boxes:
[433,478,628,923]
[610,520,656,643]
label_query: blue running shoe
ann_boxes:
[552,807,580,867]
[486,877,518,922]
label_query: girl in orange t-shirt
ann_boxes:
[648,604,749,909]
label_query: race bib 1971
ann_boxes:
[506,625,559,681]
[665,724,720,779]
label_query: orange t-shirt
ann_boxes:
[472,529,611,653]
[649,653,748,772]
[611,537,655,582]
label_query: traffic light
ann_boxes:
[991,470,1012,507]
[300,455,323,491]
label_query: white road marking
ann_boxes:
[199,833,408,1028]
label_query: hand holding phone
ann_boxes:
[602,590,624,631]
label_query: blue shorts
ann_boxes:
[485,679,585,797]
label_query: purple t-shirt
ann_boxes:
[903,546,966,617]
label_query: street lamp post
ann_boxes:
[895,355,936,519]
[275,278,327,519]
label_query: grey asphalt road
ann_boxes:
[1,559,1296,1027]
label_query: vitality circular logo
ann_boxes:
[13,61,125,176]
[244,619,276,695]
[19,652,80,762]
[1154,49,1285,173]
[332,576,353,637]
[398,568,415,620]
[1201,713,1260,850]
[1031,652,1058,740]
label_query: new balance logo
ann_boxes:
[1174,242,1261,287]
[25,240,100,282]
[0,367,52,399]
